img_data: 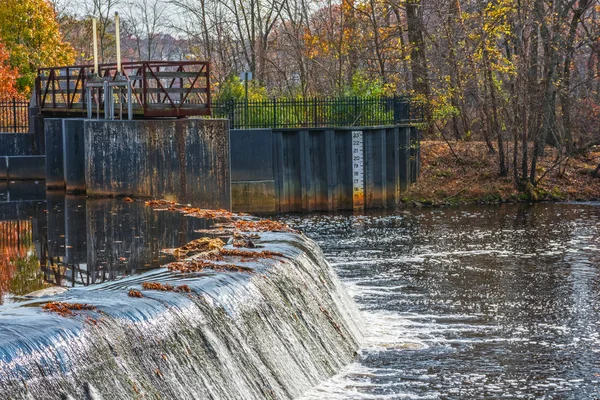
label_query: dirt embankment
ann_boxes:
[403,141,600,206]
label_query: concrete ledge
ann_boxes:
[232,180,277,214]
[45,119,65,189]
[0,134,35,156]
[63,119,86,193]
[230,129,274,181]
[4,156,46,180]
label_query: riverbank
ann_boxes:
[403,140,600,206]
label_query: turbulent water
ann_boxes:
[0,232,362,400]
[280,203,600,399]
[2,198,600,399]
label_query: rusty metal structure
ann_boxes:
[35,61,211,118]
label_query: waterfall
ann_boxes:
[0,232,363,399]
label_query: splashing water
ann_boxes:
[0,232,363,399]
[284,203,600,399]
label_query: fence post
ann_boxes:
[228,100,235,129]
[273,98,277,129]
[12,98,17,133]
[393,95,400,124]
[313,99,317,128]
[354,96,358,126]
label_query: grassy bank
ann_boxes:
[402,141,600,206]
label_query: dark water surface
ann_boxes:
[282,203,600,399]
[0,185,213,304]
[2,184,600,399]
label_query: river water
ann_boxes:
[282,203,600,399]
[1,191,600,398]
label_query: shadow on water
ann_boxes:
[0,181,214,304]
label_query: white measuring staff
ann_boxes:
[352,130,364,210]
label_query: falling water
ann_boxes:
[0,232,363,399]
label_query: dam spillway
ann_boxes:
[0,201,363,399]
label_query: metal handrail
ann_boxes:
[36,61,211,118]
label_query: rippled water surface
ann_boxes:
[282,203,600,399]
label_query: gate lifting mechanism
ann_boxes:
[86,75,133,120]
[86,13,132,120]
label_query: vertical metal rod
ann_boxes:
[127,82,133,119]
[115,13,122,74]
[12,99,17,132]
[103,80,110,119]
[86,87,92,119]
[92,18,99,74]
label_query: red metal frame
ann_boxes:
[36,61,211,118]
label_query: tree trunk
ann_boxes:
[405,0,430,99]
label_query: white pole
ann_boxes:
[92,18,99,75]
[115,12,121,74]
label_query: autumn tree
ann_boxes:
[0,0,74,95]
[0,40,19,99]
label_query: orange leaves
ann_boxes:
[233,219,297,233]
[141,282,191,293]
[162,238,225,260]
[0,0,75,94]
[0,40,19,99]
[167,259,253,274]
[128,289,143,298]
[42,302,97,317]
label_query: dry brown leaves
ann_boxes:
[404,141,600,205]
[145,200,240,220]
[128,289,143,298]
[220,248,283,259]
[233,220,297,233]
[232,238,257,248]
[42,302,97,317]
[164,246,284,274]
[141,282,192,293]
[167,259,253,273]
[162,238,225,259]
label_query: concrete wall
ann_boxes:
[0,134,37,156]
[230,126,419,214]
[84,119,231,210]
[230,129,277,214]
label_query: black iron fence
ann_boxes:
[0,99,29,133]
[212,96,422,129]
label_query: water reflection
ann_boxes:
[0,184,213,304]
[285,204,600,399]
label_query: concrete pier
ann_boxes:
[44,118,231,210]
[7,117,420,213]
[231,126,420,213]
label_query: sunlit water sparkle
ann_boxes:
[284,203,600,399]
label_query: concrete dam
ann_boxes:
[0,61,420,399]
[0,203,363,399]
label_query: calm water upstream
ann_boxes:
[282,203,600,399]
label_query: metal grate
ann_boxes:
[0,99,29,133]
